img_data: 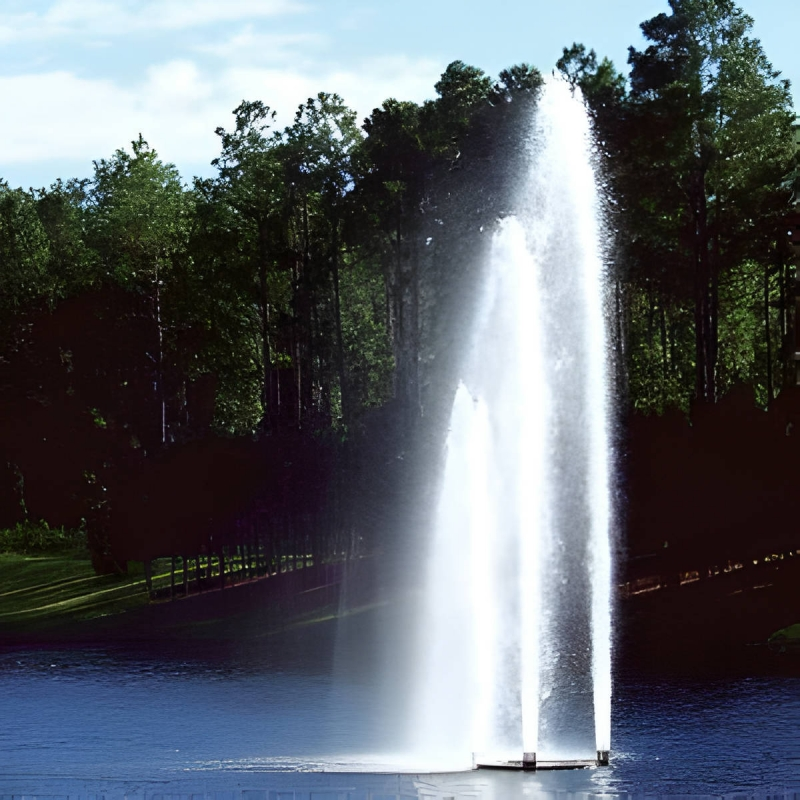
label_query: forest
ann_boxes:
[0,0,798,582]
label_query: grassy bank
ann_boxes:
[0,532,356,647]
[0,553,162,630]
[0,521,158,633]
[0,522,238,635]
[618,549,800,674]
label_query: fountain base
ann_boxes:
[473,753,609,771]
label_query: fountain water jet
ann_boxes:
[409,75,613,770]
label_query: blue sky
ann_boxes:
[0,0,796,190]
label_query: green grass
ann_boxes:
[0,553,166,628]
[0,545,335,639]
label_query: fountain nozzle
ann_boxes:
[596,750,609,766]
[523,752,536,770]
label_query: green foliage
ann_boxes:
[626,288,695,413]
[0,520,88,555]
[557,43,626,102]
[716,260,785,408]
[421,60,493,156]
[206,100,298,430]
[212,100,284,223]
[623,0,796,407]
[185,177,264,434]
[87,135,193,289]
[769,623,800,642]
[434,60,493,115]
[359,98,427,255]
[285,92,363,206]
[208,336,264,436]
[0,181,50,312]
[33,178,93,299]
[340,256,395,412]
[194,92,384,432]
[89,407,108,428]
[493,63,543,99]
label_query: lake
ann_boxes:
[0,605,798,799]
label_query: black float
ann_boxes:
[473,751,610,771]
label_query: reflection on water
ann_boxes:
[0,610,798,798]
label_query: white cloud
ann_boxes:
[215,55,443,130]
[0,55,442,181]
[322,56,442,120]
[0,0,306,42]
[0,66,223,174]
[338,7,378,32]
[144,59,213,114]
[194,26,326,65]
[0,71,130,162]
[138,0,307,30]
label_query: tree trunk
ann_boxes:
[646,282,655,347]
[693,167,714,402]
[302,196,314,421]
[765,262,773,404]
[290,222,303,427]
[779,260,787,385]
[614,278,627,397]
[709,269,718,401]
[660,300,668,403]
[330,220,349,427]
[258,222,273,431]
[693,263,707,401]
[409,233,421,422]
[781,260,794,388]
[144,559,153,599]
[153,262,166,446]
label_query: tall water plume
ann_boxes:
[409,75,613,765]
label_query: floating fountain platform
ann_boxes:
[473,752,609,771]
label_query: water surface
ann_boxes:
[0,610,798,798]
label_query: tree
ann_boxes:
[283,92,364,428]
[86,136,194,446]
[0,182,52,531]
[557,43,626,106]
[359,98,428,419]
[34,179,93,301]
[625,0,796,408]
[420,61,493,157]
[492,63,543,100]
[209,101,289,432]
[0,182,50,317]
[187,178,264,435]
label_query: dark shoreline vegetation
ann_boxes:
[1,1,799,667]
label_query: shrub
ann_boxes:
[0,520,89,555]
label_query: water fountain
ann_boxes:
[410,75,613,771]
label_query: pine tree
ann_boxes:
[626,0,796,407]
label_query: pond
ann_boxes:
[0,605,798,799]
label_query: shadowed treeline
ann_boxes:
[109,431,333,567]
[625,384,800,580]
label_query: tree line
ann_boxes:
[0,0,796,573]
